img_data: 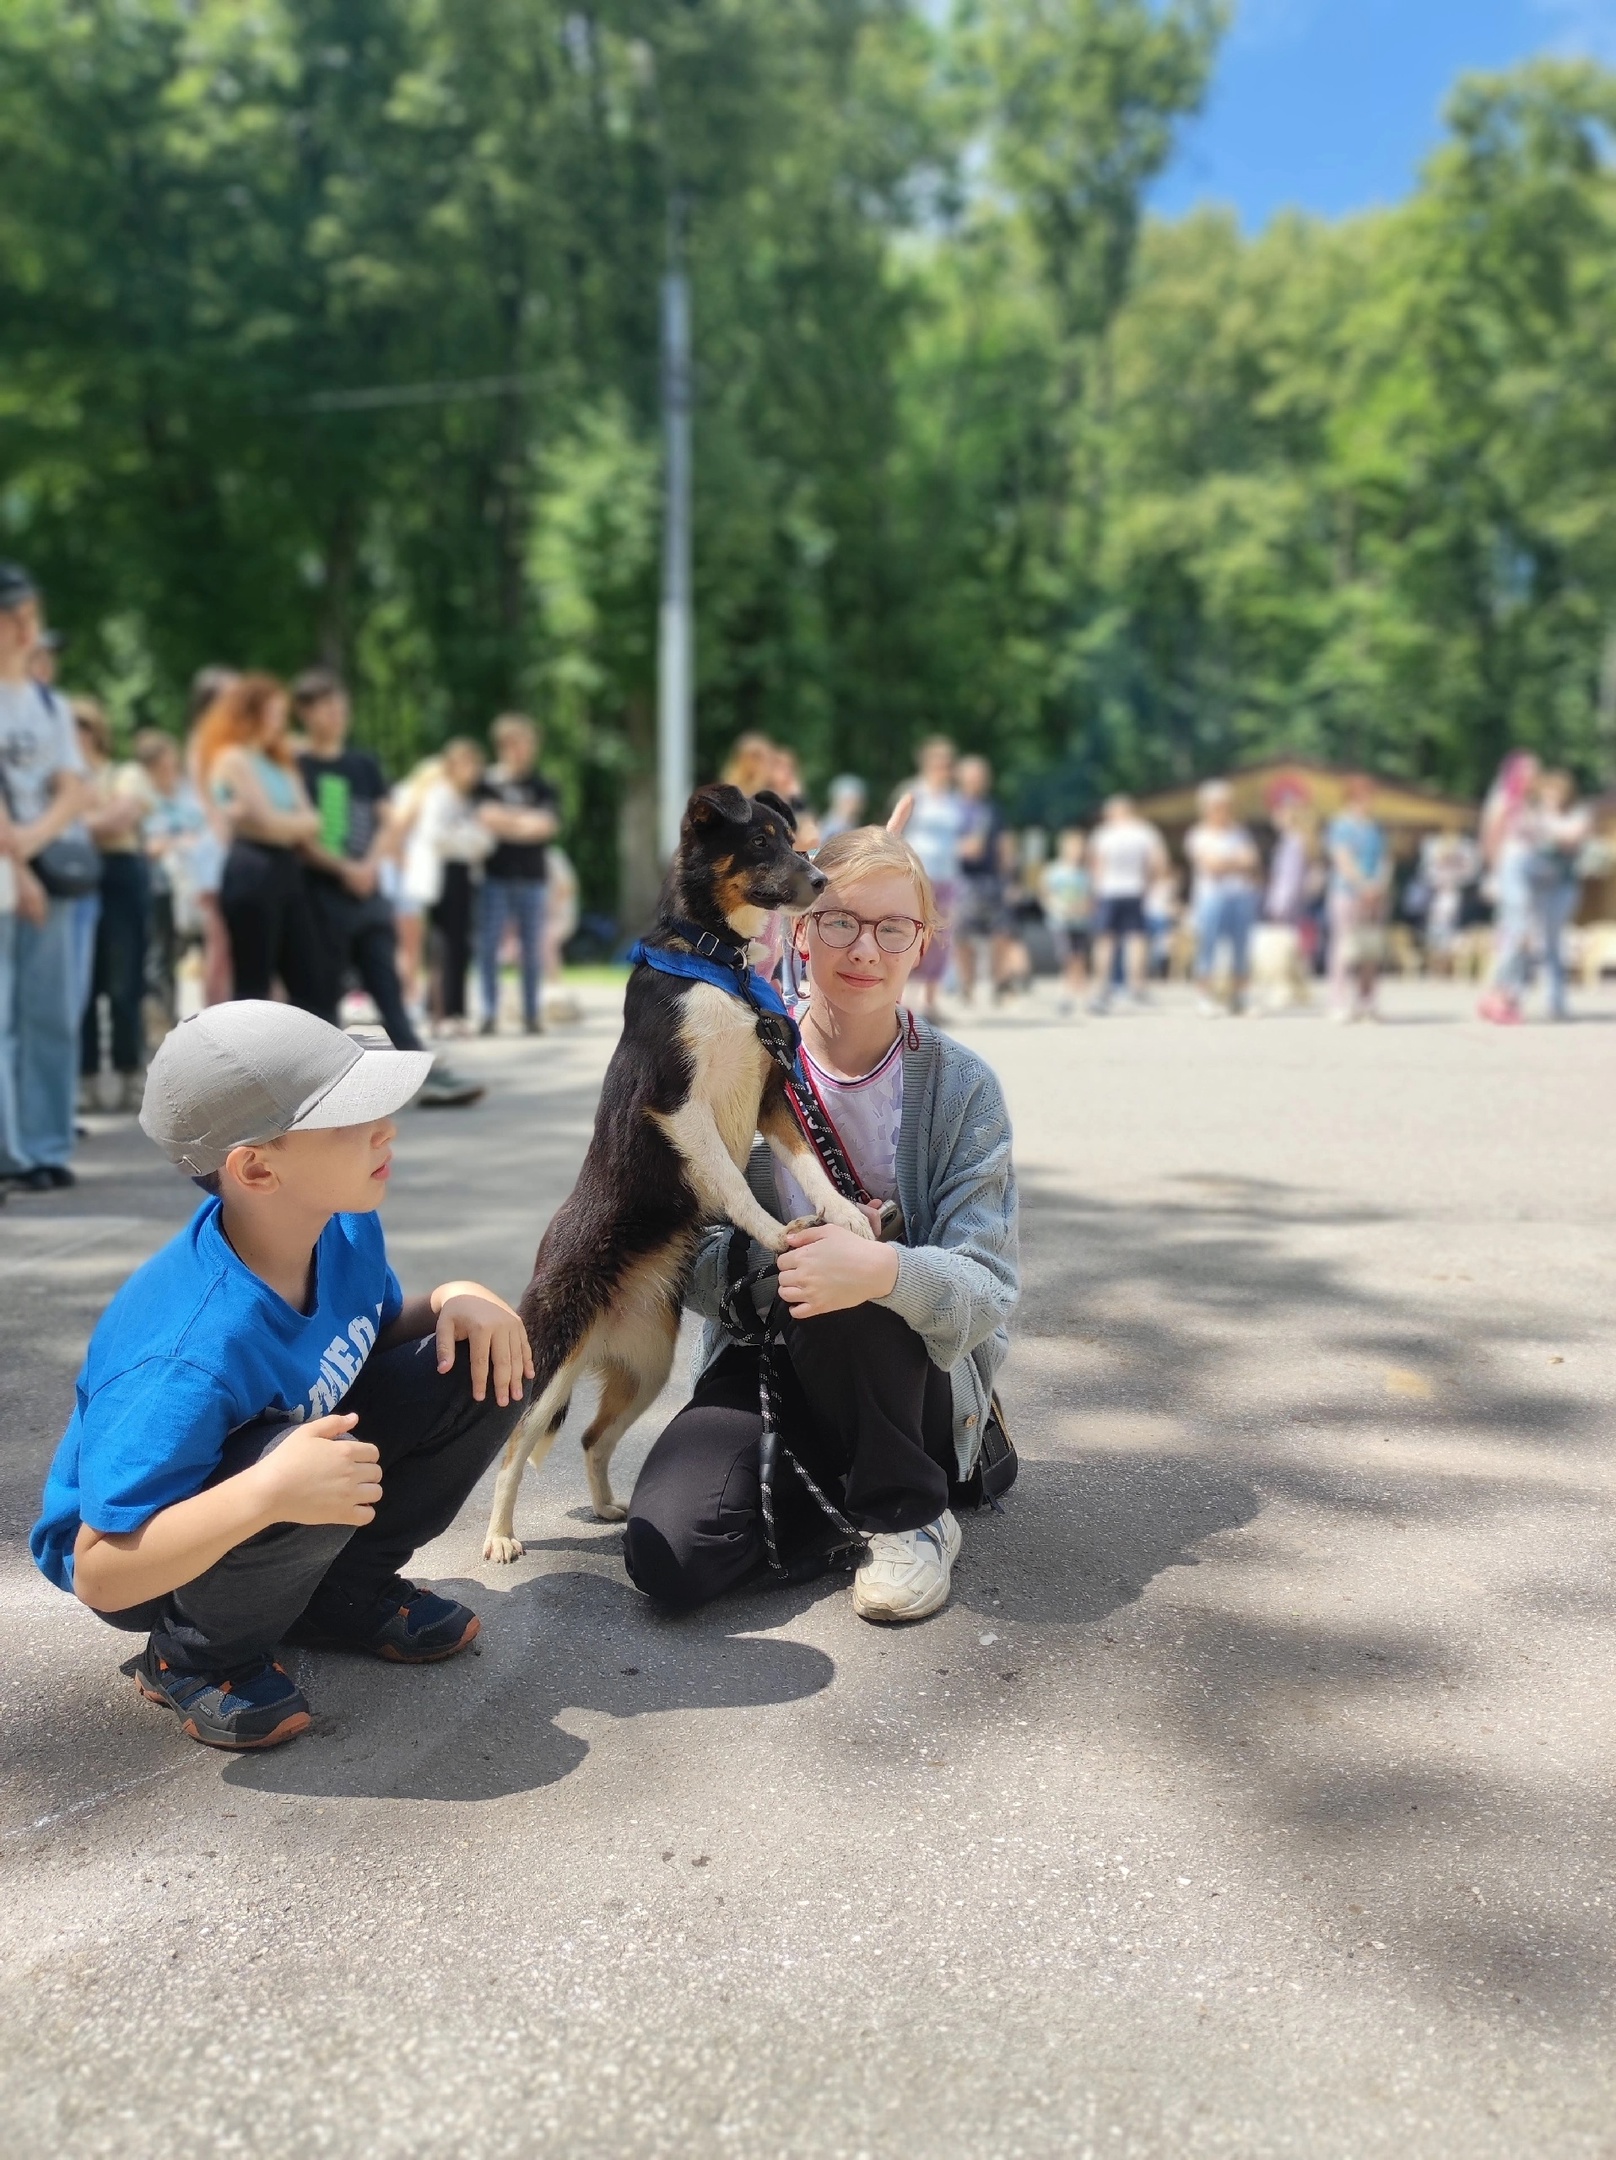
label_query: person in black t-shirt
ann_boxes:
[474,713,558,1035]
[293,671,482,1109]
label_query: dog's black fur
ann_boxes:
[483,783,873,1555]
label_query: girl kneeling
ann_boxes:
[623,826,1019,1624]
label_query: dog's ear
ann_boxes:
[684,783,750,833]
[752,788,798,836]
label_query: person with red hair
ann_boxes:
[195,675,324,1009]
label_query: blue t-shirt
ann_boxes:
[30,1199,403,1595]
[1327,812,1386,896]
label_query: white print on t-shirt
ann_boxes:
[1089,817,1162,899]
[299,1307,381,1418]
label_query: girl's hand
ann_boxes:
[777,1222,899,1319]
[431,1282,535,1405]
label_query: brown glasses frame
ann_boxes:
[805,908,927,954]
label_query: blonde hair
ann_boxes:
[812,824,941,932]
[722,731,777,795]
[71,696,113,760]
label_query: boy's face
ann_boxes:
[225,1118,396,1214]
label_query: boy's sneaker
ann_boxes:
[293,1577,481,1663]
[134,1646,311,1750]
[852,1511,962,1624]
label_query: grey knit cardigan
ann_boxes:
[685,1017,1020,1480]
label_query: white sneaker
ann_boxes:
[852,1511,962,1624]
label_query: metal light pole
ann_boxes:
[657,199,693,863]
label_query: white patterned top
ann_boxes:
[773,1028,904,1221]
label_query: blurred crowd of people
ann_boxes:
[4,546,1608,1195]
[737,732,1608,1031]
[0,558,587,1195]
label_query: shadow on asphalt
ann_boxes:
[1015,1168,1601,1439]
[204,1454,1262,1807]
[221,1567,837,1804]
[1006,1168,1616,2033]
[949,1457,1261,1626]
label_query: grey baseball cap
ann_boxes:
[140,1001,434,1177]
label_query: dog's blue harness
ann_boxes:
[628,919,802,1075]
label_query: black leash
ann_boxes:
[720,1021,909,1576]
[719,1242,870,1574]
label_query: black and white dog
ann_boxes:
[482,783,874,1560]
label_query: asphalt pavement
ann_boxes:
[3,977,1615,2158]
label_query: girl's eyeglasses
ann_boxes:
[807,909,925,955]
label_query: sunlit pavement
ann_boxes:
[4,976,1616,2157]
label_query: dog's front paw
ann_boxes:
[822,1196,876,1240]
[593,1498,629,1524]
[483,1533,525,1565]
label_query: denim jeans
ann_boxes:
[1194,884,1258,982]
[478,876,546,1028]
[1492,864,1534,998]
[0,898,77,1171]
[1531,877,1579,1017]
[0,912,20,1171]
[69,890,100,1025]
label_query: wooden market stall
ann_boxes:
[1132,757,1476,851]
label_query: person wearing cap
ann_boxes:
[0,561,91,1192]
[29,1002,534,1751]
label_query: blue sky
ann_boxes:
[1152,0,1616,228]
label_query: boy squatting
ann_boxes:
[29,1001,532,1750]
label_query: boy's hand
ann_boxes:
[256,1414,383,1526]
[777,1222,900,1320]
[432,1282,534,1406]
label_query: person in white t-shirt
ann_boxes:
[1183,780,1261,1016]
[1086,794,1167,1012]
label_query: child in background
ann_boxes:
[1039,828,1091,1015]
[31,1001,532,1750]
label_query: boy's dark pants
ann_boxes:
[99,1337,524,1673]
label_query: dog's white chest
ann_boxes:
[673,982,771,1165]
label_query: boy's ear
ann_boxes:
[684,783,750,833]
[222,1141,280,1196]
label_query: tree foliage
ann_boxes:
[1,5,1614,914]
